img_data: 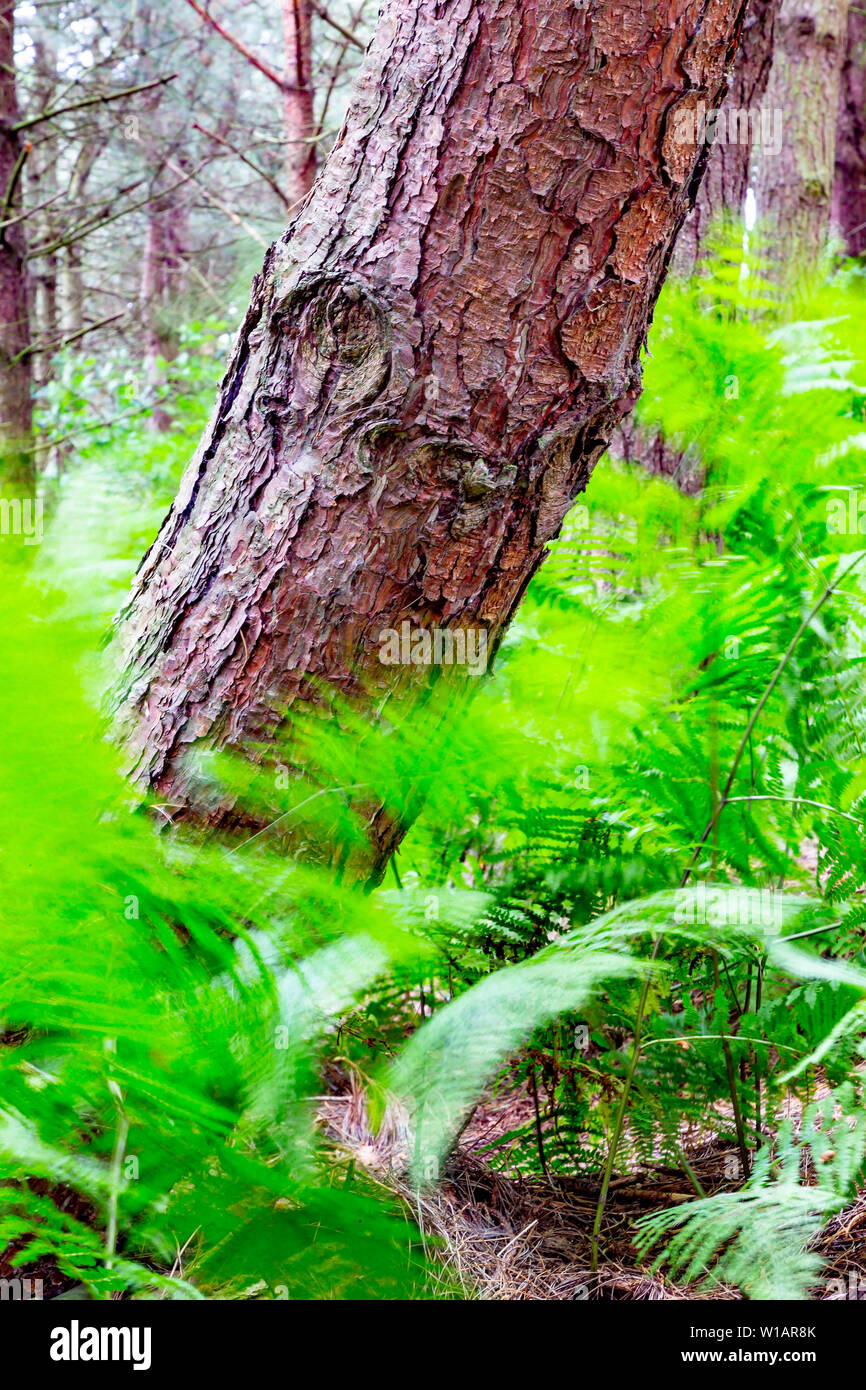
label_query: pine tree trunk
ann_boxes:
[832,2,866,256]
[283,0,317,208]
[753,0,848,269]
[0,0,33,493]
[116,0,750,874]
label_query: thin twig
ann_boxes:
[311,1,365,50]
[14,73,178,133]
[192,121,288,208]
[182,0,284,89]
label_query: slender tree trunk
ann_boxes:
[60,149,94,341]
[60,245,84,339]
[116,0,750,874]
[0,0,33,493]
[141,207,175,433]
[283,0,317,207]
[753,0,848,269]
[136,2,180,433]
[832,2,866,255]
[30,38,59,396]
[672,0,781,274]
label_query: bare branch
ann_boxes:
[27,172,193,259]
[311,2,364,51]
[13,73,179,134]
[10,310,126,365]
[1,138,29,220]
[192,121,288,209]
[182,0,285,89]
[162,155,269,248]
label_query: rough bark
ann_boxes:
[832,2,866,255]
[0,0,34,493]
[753,0,848,269]
[283,0,318,208]
[116,0,750,874]
[672,0,780,273]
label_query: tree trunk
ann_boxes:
[136,3,182,433]
[59,149,94,341]
[30,37,59,397]
[832,2,866,256]
[0,0,33,493]
[283,0,317,208]
[672,0,780,274]
[753,0,848,270]
[116,0,750,875]
[141,207,175,434]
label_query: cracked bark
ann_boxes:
[115,0,750,875]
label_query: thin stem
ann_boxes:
[103,1040,128,1276]
[14,73,177,133]
[685,550,866,880]
[590,552,866,1270]
[753,956,764,1149]
[529,1064,550,1182]
[712,949,751,1178]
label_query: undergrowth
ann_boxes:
[4,242,866,1299]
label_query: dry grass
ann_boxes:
[320,1069,866,1301]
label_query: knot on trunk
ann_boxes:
[280,274,393,415]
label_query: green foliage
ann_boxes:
[0,559,432,1298]
[635,1084,866,1300]
[6,243,866,1300]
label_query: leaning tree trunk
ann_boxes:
[0,0,33,494]
[671,0,780,275]
[753,0,848,271]
[832,2,866,256]
[283,0,317,208]
[116,0,750,876]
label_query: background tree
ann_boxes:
[672,0,781,274]
[753,0,849,270]
[0,0,34,491]
[832,1,866,256]
[282,0,317,206]
[0,1,371,459]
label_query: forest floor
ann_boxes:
[9,1069,866,1301]
[322,1073,866,1301]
